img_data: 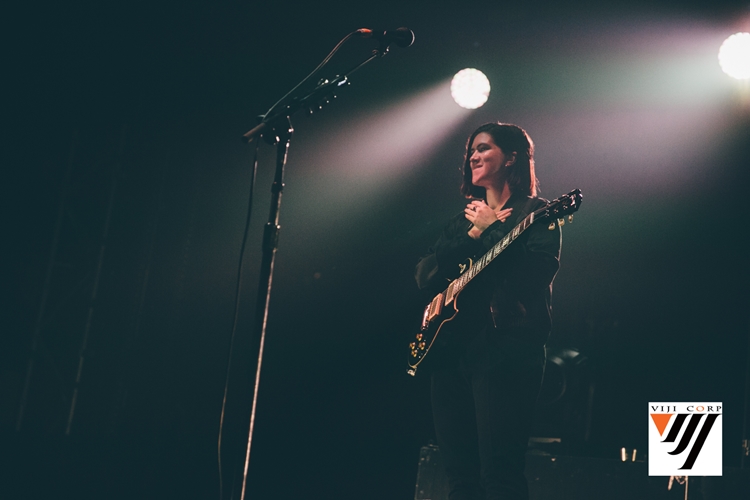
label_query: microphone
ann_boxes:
[358,27,415,48]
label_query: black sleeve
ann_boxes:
[414,214,482,291]
[511,219,561,292]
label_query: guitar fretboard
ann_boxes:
[443,212,536,306]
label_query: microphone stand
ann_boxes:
[741,317,750,468]
[233,42,393,500]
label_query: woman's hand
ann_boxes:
[466,201,513,239]
[495,207,513,223]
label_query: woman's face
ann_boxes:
[469,132,512,189]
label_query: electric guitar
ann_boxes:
[407,189,583,376]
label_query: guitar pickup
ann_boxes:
[427,293,443,321]
[422,293,444,328]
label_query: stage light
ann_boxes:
[718,32,750,80]
[450,69,490,109]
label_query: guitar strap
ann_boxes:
[487,196,542,330]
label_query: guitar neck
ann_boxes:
[443,211,537,305]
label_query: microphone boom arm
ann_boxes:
[242,32,403,143]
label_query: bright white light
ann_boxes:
[450,69,490,109]
[718,32,750,80]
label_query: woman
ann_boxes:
[414,123,561,500]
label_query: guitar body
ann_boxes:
[407,262,490,376]
[406,286,461,376]
[406,189,583,376]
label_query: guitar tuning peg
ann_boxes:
[557,218,565,226]
[568,215,574,223]
[548,222,556,230]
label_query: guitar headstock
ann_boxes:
[539,189,583,228]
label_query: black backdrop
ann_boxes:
[4,1,750,499]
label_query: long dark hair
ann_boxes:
[460,122,538,199]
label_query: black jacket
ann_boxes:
[415,194,561,353]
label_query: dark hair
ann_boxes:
[460,122,538,198]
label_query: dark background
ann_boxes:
[3,1,750,499]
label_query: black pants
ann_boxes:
[430,337,545,500]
